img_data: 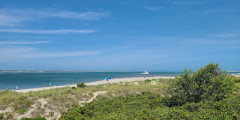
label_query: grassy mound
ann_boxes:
[60,92,240,119]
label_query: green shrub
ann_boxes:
[230,76,240,83]
[60,91,240,119]
[60,92,162,120]
[0,113,4,120]
[21,117,46,120]
[166,63,234,106]
[50,112,54,117]
[72,87,76,89]
[77,83,86,88]
[144,79,151,83]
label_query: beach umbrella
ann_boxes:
[105,75,111,81]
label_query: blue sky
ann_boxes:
[0,0,239,71]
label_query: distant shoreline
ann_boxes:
[0,70,184,73]
[1,70,239,73]
[14,76,174,93]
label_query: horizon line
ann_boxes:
[0,70,185,73]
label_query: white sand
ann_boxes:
[14,76,174,93]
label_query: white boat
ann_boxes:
[142,70,149,74]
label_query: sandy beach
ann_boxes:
[15,76,174,93]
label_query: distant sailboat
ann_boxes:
[142,70,149,74]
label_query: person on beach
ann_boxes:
[6,88,9,90]
[16,86,18,90]
[105,76,111,81]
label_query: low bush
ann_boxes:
[166,63,234,106]
[0,113,4,119]
[71,87,76,89]
[50,112,54,117]
[60,92,240,119]
[60,92,162,120]
[77,83,86,88]
[144,79,151,83]
[21,117,46,120]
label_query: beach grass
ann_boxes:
[0,78,170,119]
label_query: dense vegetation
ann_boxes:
[60,63,240,119]
[21,117,46,120]
[77,83,86,88]
[165,63,234,106]
[60,92,240,119]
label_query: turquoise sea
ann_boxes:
[0,71,183,90]
[0,71,238,90]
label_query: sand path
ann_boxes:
[79,91,107,106]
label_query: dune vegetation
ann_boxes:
[0,63,240,120]
[60,63,240,120]
[0,76,169,119]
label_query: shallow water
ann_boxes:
[0,71,183,90]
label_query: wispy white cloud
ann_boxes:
[19,51,99,58]
[0,14,29,26]
[0,29,96,34]
[172,1,205,5]
[41,11,108,20]
[0,46,100,61]
[143,1,204,11]
[0,46,37,55]
[0,8,109,26]
[0,41,50,45]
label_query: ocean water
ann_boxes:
[0,71,182,90]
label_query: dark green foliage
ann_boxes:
[60,92,240,120]
[166,63,234,106]
[60,92,162,120]
[77,83,86,88]
[144,79,151,83]
[21,117,46,120]
[72,87,76,89]
[13,96,33,114]
[230,76,240,83]
[0,113,4,120]
[50,112,54,117]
